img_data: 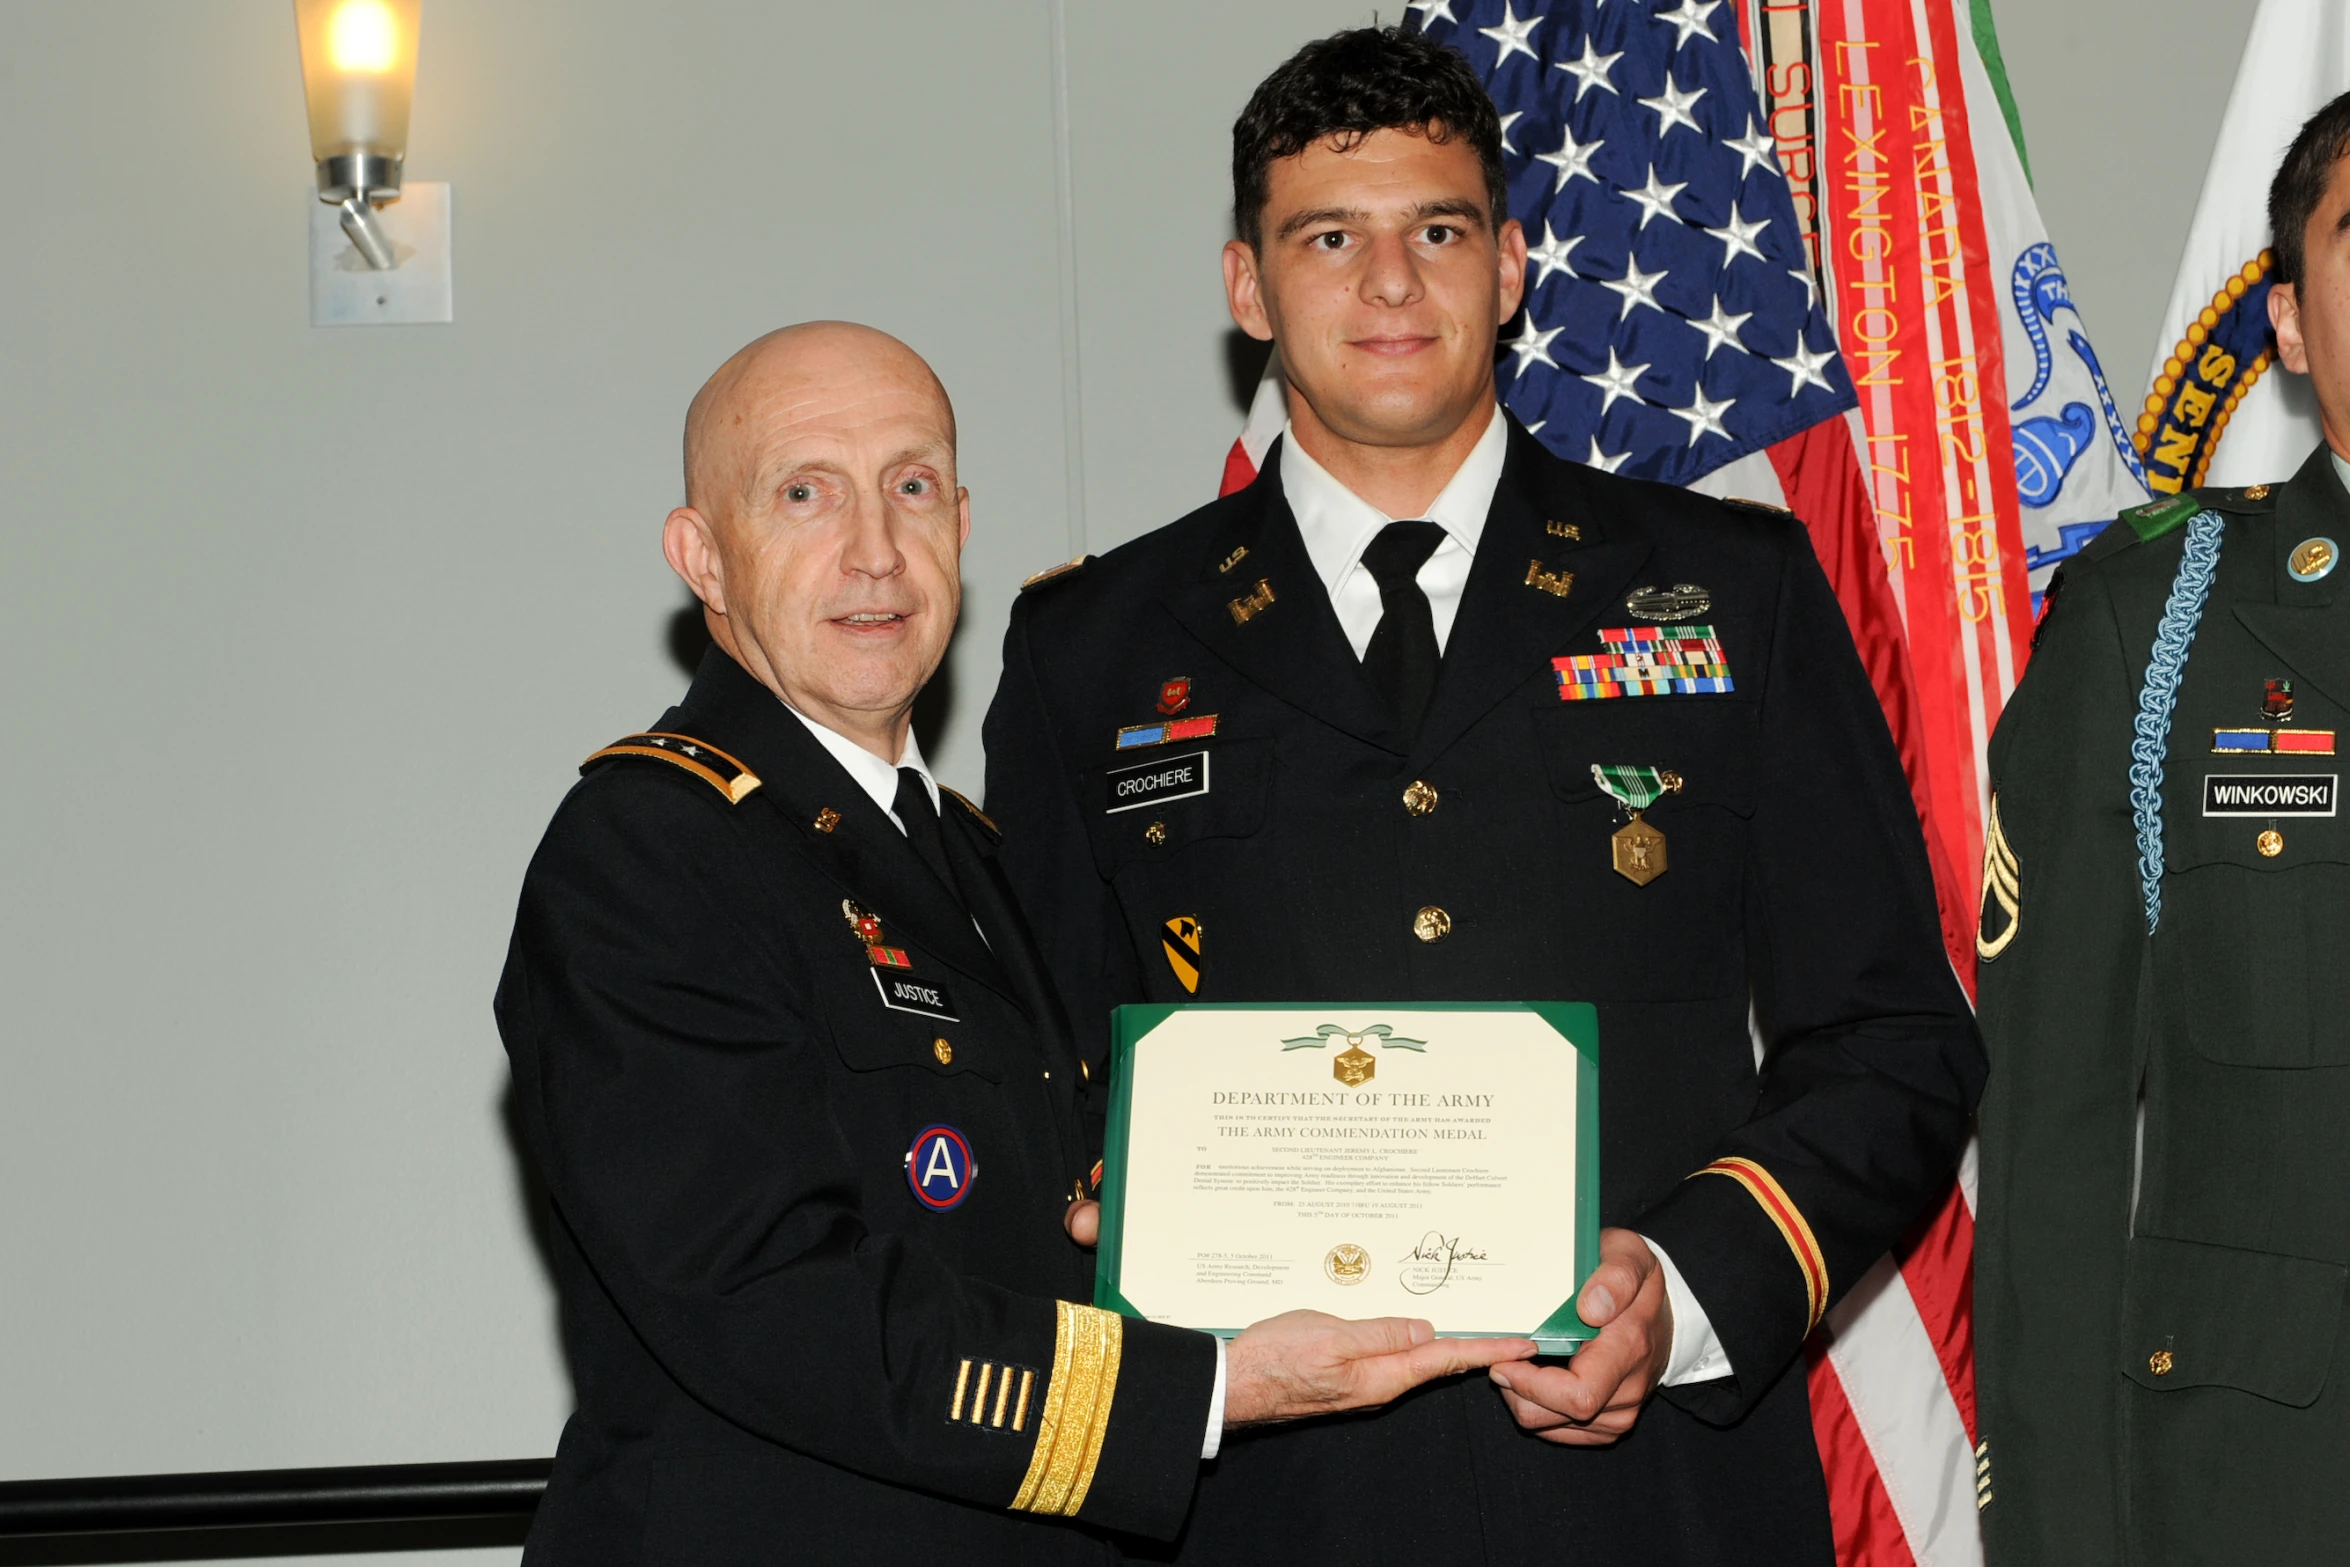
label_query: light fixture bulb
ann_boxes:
[326,2,399,73]
[294,0,421,271]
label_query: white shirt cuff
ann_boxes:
[1201,1335,1228,1459]
[1641,1235,1734,1386]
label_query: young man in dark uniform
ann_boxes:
[1975,93,2350,1566]
[495,322,1530,1565]
[982,31,1982,1567]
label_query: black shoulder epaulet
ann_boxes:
[940,785,999,836]
[580,732,762,803]
[1720,496,1794,522]
[2031,566,2069,649]
[1021,555,1091,592]
[2093,482,2277,562]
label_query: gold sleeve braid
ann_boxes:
[1008,1301,1125,1517]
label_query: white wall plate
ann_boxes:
[307,181,453,327]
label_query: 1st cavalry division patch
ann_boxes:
[1162,916,1203,994]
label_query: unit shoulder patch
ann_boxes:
[940,785,999,837]
[1021,555,1092,592]
[581,732,762,802]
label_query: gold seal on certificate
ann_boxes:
[1093,1003,1601,1352]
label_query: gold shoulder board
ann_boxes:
[580,732,762,803]
[941,785,999,835]
[1721,496,1794,521]
[1022,556,1091,591]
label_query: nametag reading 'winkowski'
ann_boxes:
[1106,751,1211,814]
[873,969,960,1021]
[2202,774,2338,816]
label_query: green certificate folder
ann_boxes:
[1094,1003,1601,1353]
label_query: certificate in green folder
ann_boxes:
[1094,1003,1602,1353]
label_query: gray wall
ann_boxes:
[0,2,2254,1564]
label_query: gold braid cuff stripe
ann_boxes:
[1008,1302,1124,1518]
[1694,1157,1828,1331]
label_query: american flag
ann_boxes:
[1412,0,1855,482]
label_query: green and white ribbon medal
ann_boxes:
[1591,764,1681,887]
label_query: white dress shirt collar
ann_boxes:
[1278,403,1509,658]
[781,702,938,833]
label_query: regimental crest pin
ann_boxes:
[1158,676,1192,716]
[1162,915,1203,994]
[2264,678,2295,723]
[1625,583,1713,621]
[843,898,910,969]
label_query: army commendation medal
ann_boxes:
[1592,764,1682,885]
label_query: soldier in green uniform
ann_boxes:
[1976,93,2350,1564]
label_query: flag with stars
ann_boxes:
[1417,0,1853,485]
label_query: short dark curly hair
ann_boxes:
[2270,89,2350,288]
[1231,27,1507,251]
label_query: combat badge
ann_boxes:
[1625,583,1713,621]
[1592,764,1681,886]
[906,1124,976,1211]
[1162,916,1203,994]
[1158,676,1192,715]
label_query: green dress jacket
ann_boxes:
[1977,442,2350,1565]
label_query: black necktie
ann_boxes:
[894,767,962,906]
[1360,519,1447,737]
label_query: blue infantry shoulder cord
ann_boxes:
[2128,510,2225,931]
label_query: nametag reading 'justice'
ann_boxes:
[874,970,960,1021]
[1107,752,1211,814]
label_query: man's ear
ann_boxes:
[1224,239,1275,343]
[957,486,972,551]
[662,506,728,615]
[1495,217,1529,324]
[2272,280,2309,375]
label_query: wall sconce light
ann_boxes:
[294,0,420,271]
